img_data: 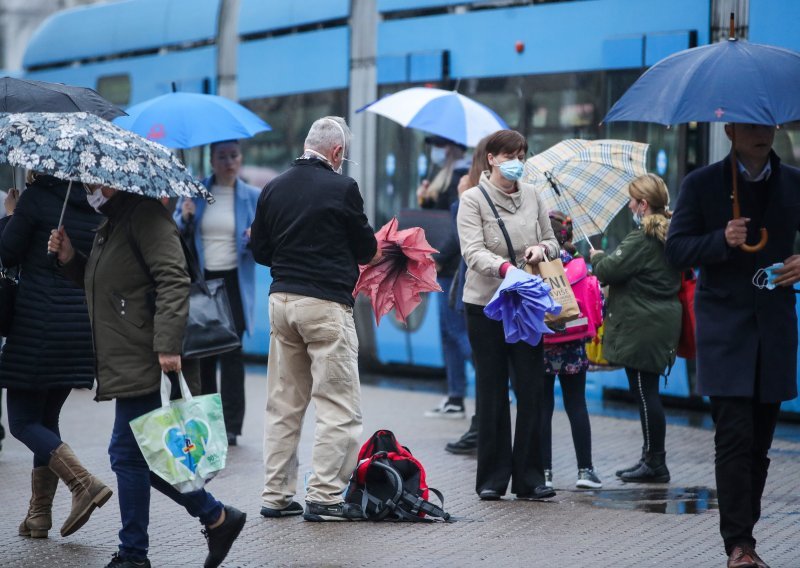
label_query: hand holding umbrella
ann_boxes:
[603,14,800,252]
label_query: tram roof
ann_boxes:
[23,0,350,69]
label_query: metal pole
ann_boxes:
[216,0,240,101]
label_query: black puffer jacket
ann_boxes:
[0,176,102,390]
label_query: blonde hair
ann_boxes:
[628,174,670,217]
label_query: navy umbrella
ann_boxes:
[0,77,126,121]
[603,15,800,252]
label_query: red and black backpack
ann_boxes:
[345,430,451,522]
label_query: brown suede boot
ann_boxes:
[19,467,59,538]
[48,443,113,537]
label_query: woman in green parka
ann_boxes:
[590,174,681,483]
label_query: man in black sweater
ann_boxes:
[251,116,379,522]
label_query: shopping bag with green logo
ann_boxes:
[129,372,228,493]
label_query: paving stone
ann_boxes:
[0,368,798,567]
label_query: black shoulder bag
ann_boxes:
[125,208,241,359]
[477,184,520,267]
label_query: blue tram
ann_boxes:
[13,0,800,414]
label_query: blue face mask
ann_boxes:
[498,158,524,181]
[752,263,784,290]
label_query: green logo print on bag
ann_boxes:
[165,419,209,474]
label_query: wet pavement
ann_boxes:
[0,367,798,567]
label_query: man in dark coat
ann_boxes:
[251,116,379,522]
[666,123,800,568]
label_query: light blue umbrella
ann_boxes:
[114,92,271,149]
[358,87,507,147]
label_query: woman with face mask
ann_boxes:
[173,140,261,447]
[0,173,109,540]
[456,129,560,501]
[589,173,682,483]
[416,136,469,210]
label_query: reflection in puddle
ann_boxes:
[584,486,717,515]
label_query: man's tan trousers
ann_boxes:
[262,293,363,507]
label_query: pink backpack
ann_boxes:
[544,257,603,345]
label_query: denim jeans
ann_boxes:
[437,276,472,399]
[110,390,223,560]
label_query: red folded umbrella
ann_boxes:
[354,217,442,324]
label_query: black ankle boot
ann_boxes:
[615,447,646,478]
[619,451,670,483]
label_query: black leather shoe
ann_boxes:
[516,486,557,500]
[478,489,502,500]
[105,553,151,568]
[445,431,477,454]
[226,433,237,446]
[202,505,246,568]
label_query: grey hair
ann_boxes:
[304,116,351,157]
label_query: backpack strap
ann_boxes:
[477,184,517,267]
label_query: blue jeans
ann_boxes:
[110,390,223,560]
[437,276,472,399]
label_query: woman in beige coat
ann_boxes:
[457,129,559,501]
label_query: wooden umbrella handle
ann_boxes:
[730,127,768,253]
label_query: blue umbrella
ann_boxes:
[603,38,800,126]
[113,92,271,149]
[603,18,799,252]
[483,269,561,347]
[358,87,507,147]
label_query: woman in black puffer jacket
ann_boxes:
[0,174,111,540]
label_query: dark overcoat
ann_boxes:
[0,176,102,390]
[665,152,800,403]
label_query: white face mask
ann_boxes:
[87,190,108,212]
[430,146,447,166]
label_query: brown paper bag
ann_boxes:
[525,258,580,324]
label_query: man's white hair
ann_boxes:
[304,116,351,157]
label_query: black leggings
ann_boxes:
[7,387,71,467]
[542,371,593,470]
[625,367,666,454]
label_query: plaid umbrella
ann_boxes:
[522,139,648,244]
[0,112,212,203]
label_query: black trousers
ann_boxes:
[625,367,666,454]
[465,304,546,496]
[710,396,780,555]
[542,371,593,470]
[200,268,246,436]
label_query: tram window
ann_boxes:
[96,74,131,107]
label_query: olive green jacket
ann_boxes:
[64,193,189,401]
[591,215,681,375]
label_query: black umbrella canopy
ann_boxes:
[0,77,126,121]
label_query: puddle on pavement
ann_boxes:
[582,486,717,515]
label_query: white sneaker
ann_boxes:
[576,467,603,489]
[544,469,553,488]
[424,399,466,419]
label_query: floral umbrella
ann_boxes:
[353,217,441,325]
[0,112,213,202]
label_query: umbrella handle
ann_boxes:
[739,229,768,253]
[730,130,768,253]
